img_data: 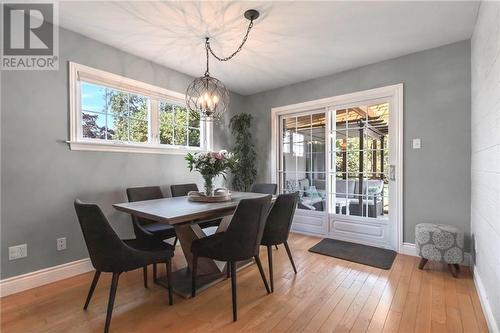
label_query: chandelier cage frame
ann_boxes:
[185,9,259,122]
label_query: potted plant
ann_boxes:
[185,150,237,196]
[229,113,257,191]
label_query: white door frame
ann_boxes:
[271,83,404,252]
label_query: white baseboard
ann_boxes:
[400,242,418,256]
[0,258,94,297]
[473,266,500,333]
[399,242,471,266]
[0,238,181,298]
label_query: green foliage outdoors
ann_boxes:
[229,113,257,191]
[335,136,389,176]
[82,86,200,147]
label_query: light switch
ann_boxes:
[412,138,421,149]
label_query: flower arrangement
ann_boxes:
[185,150,237,196]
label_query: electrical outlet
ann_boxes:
[9,244,27,260]
[57,237,67,251]
[412,138,422,149]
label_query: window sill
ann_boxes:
[67,141,206,155]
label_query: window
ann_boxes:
[159,101,200,147]
[69,62,211,154]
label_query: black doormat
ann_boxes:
[308,238,397,270]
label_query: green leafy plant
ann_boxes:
[229,113,257,191]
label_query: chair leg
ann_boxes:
[448,264,459,278]
[254,256,271,294]
[418,258,428,270]
[104,273,120,333]
[230,261,237,321]
[284,241,297,274]
[275,245,279,250]
[267,245,274,293]
[83,270,101,310]
[191,255,198,298]
[153,263,158,284]
[166,260,173,305]
[173,237,178,247]
[143,266,148,288]
[226,261,231,279]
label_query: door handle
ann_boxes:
[390,165,396,181]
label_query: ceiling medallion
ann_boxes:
[186,9,260,121]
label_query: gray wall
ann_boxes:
[1,29,473,280]
[242,41,471,246]
[0,27,244,279]
[471,2,500,330]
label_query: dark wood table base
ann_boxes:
[156,260,253,298]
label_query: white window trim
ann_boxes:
[68,62,212,155]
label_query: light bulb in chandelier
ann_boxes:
[194,87,222,117]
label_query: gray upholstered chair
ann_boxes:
[191,195,272,321]
[74,200,174,333]
[261,192,299,292]
[127,186,177,284]
[126,186,177,244]
[250,183,277,195]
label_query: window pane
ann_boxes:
[107,115,128,141]
[129,118,148,143]
[129,94,148,120]
[159,102,174,145]
[188,128,200,147]
[107,89,128,116]
[189,110,200,128]
[81,82,106,113]
[174,105,188,146]
[82,111,106,139]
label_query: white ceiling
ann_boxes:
[58,1,480,95]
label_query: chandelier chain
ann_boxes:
[205,39,210,75]
[206,19,254,62]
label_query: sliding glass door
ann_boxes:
[274,85,402,250]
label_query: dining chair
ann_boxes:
[191,195,272,321]
[261,192,299,292]
[250,183,279,250]
[127,186,177,284]
[250,183,277,195]
[74,200,174,333]
[170,183,221,229]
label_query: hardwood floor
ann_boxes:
[0,234,488,333]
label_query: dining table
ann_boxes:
[113,191,271,298]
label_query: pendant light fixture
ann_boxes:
[186,9,260,121]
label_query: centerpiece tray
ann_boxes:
[187,190,232,203]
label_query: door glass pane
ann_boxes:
[330,102,389,220]
[280,111,326,212]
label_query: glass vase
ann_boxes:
[203,175,214,196]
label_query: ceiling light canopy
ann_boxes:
[186,9,259,121]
